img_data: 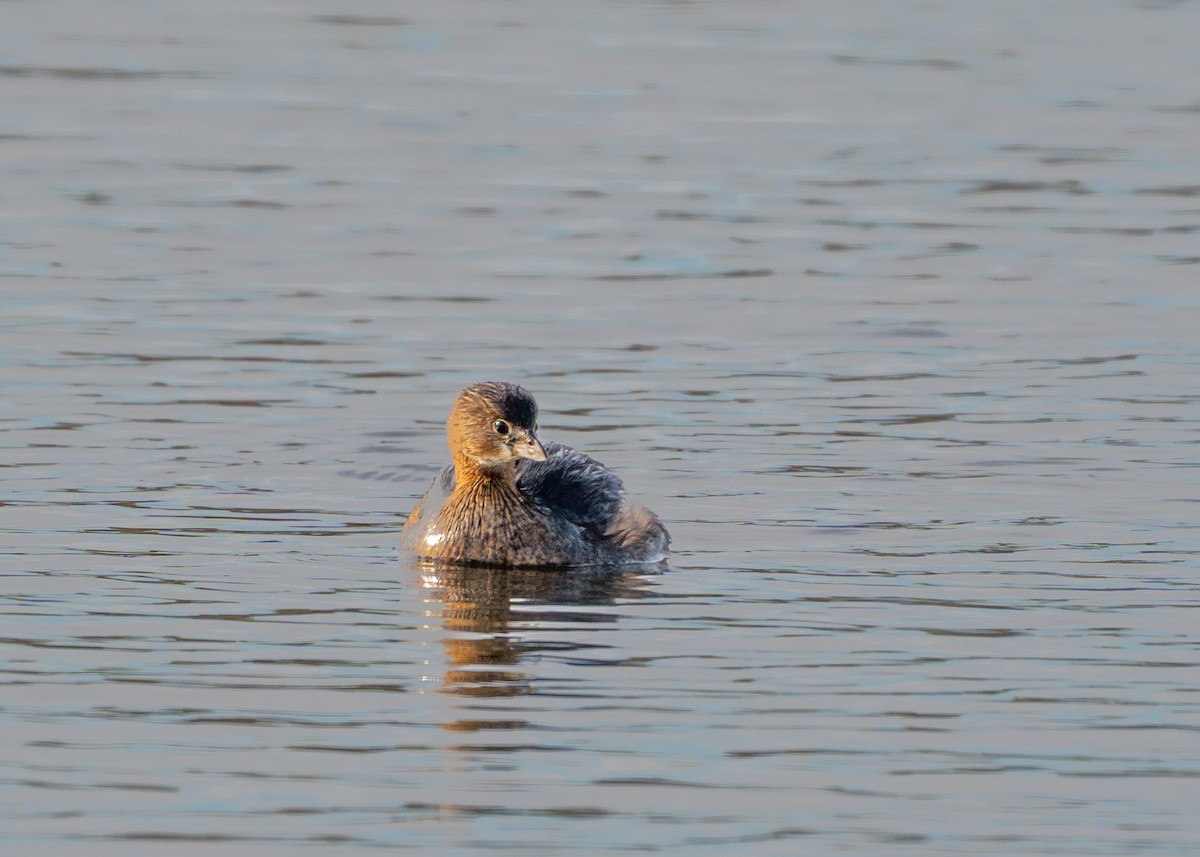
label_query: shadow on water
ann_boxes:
[416,562,664,700]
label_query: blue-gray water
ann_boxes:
[4,1,1199,854]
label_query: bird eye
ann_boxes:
[493,419,511,436]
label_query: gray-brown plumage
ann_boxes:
[400,382,670,568]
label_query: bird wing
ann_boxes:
[515,440,624,532]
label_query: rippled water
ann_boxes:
[4,1,1200,854]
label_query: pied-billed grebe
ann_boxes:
[400,381,669,568]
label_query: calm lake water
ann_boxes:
[4,1,1200,854]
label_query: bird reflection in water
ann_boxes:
[418,562,659,700]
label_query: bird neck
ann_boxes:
[453,454,519,493]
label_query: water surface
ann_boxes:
[3,1,1199,854]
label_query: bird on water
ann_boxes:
[400,381,669,568]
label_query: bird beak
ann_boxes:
[514,430,546,461]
